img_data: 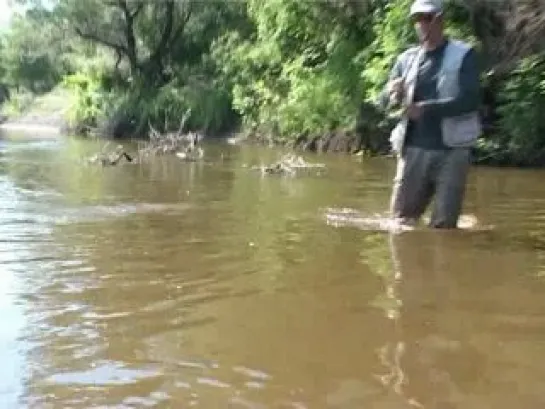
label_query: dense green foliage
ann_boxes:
[1,0,545,165]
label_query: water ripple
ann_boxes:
[46,362,162,386]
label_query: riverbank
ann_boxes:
[0,87,70,135]
[0,87,537,168]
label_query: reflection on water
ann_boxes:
[2,131,545,408]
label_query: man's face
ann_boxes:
[412,12,439,42]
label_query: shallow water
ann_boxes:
[2,130,545,408]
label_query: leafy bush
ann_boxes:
[213,0,367,139]
[275,62,360,138]
[62,69,113,129]
[489,54,545,165]
[132,80,236,135]
[62,66,236,137]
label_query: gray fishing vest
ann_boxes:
[389,39,482,154]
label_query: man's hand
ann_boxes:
[404,102,425,120]
[387,78,404,106]
[387,78,404,95]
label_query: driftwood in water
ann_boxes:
[252,153,326,176]
[86,115,205,166]
[86,143,134,167]
[136,121,204,161]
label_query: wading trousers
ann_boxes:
[390,146,471,228]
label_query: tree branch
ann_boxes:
[114,48,123,73]
[117,0,139,72]
[131,1,144,19]
[169,3,193,49]
[75,26,127,55]
[150,0,175,62]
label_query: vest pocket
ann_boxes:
[442,113,482,147]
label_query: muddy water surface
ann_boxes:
[2,131,545,408]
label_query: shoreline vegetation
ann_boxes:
[0,0,544,167]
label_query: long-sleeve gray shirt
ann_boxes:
[383,39,481,150]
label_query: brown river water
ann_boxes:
[2,130,545,408]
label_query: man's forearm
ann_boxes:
[420,89,480,117]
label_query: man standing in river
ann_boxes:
[380,0,482,229]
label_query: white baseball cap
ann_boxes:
[409,0,444,16]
